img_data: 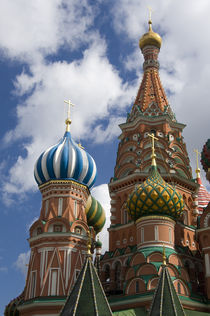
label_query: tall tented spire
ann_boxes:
[60,256,113,316]
[149,264,186,316]
[128,21,176,124]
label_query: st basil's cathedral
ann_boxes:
[5,17,210,316]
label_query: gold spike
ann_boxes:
[194,149,201,179]
[148,133,159,166]
[87,230,92,256]
[162,245,166,265]
[147,6,153,30]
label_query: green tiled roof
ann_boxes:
[60,255,113,316]
[149,264,185,316]
[113,307,147,315]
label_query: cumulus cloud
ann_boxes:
[0,0,94,62]
[2,41,136,197]
[0,1,137,199]
[91,184,111,253]
[14,250,30,277]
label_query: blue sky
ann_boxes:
[1,0,210,312]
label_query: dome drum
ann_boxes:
[136,215,175,249]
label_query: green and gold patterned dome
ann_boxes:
[126,165,184,221]
[85,195,106,234]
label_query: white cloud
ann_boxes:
[0,0,94,62]
[2,40,136,198]
[14,250,30,277]
[91,184,110,253]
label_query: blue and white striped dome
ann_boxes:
[34,131,97,188]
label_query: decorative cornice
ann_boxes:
[136,215,175,224]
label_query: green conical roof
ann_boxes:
[60,256,112,316]
[149,264,185,316]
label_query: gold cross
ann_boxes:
[194,148,201,178]
[148,6,153,21]
[64,99,75,131]
[148,133,158,166]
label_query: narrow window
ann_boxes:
[169,227,172,243]
[58,198,63,216]
[45,200,49,217]
[155,226,159,241]
[177,282,181,294]
[136,280,139,293]
[124,209,128,224]
[50,269,58,295]
[75,269,80,282]
[74,200,77,218]
[141,228,144,243]
[30,271,36,298]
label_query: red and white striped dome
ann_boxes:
[197,177,210,214]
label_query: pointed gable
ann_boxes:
[60,256,113,316]
[149,265,185,316]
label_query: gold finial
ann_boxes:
[87,231,92,256]
[78,140,84,149]
[162,245,166,265]
[194,149,201,179]
[148,133,158,166]
[147,6,153,30]
[64,99,75,132]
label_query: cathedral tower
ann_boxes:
[9,103,106,315]
[100,19,208,313]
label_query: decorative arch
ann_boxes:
[112,259,122,269]
[173,279,189,296]
[180,268,190,282]
[137,263,157,276]
[147,252,163,263]
[159,264,179,277]
[125,278,146,295]
[147,277,159,290]
[130,252,145,266]
[30,219,45,237]
[125,267,135,281]
[168,254,183,267]
[45,217,70,233]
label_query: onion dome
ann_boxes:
[139,19,162,50]
[201,139,210,181]
[95,236,102,248]
[85,195,106,233]
[197,177,210,214]
[34,100,97,189]
[126,165,184,221]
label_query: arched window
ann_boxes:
[177,282,181,294]
[58,198,63,216]
[136,280,139,293]
[45,200,49,217]
[104,265,110,282]
[74,200,77,218]
[123,209,128,224]
[114,262,121,290]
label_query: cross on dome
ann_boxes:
[148,133,158,166]
[64,99,75,131]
